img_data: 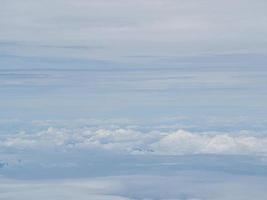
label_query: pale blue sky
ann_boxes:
[1,0,267,123]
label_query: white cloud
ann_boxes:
[1,127,267,155]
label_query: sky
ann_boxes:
[0,0,267,122]
[1,0,267,199]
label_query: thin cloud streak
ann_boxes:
[1,0,267,61]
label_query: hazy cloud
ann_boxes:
[1,0,267,61]
[1,172,267,200]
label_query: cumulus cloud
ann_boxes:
[1,127,267,155]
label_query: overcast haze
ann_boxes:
[1,0,267,199]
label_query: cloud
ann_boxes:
[1,127,267,156]
[1,0,267,62]
[1,172,267,200]
[151,130,267,155]
[0,177,130,200]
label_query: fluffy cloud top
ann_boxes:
[1,127,267,155]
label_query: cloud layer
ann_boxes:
[1,0,267,61]
[1,127,267,156]
[1,172,267,200]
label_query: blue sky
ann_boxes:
[1,56,267,125]
[1,0,267,199]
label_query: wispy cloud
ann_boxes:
[1,172,267,200]
[1,0,267,62]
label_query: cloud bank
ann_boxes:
[1,127,267,156]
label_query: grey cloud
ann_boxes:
[1,0,267,61]
[1,172,267,200]
[0,41,103,50]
